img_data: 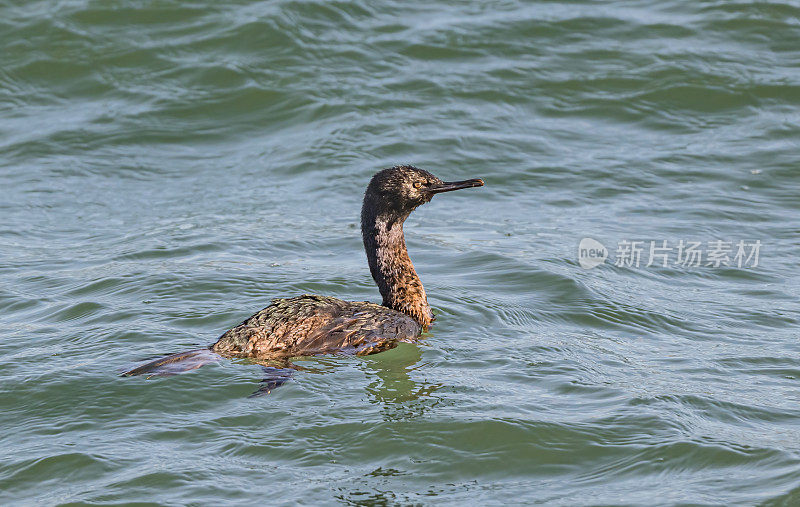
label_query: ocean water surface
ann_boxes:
[1,0,799,504]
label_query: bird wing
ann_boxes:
[211,295,420,359]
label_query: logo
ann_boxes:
[578,238,607,269]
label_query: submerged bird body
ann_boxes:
[124,166,483,378]
[211,294,420,358]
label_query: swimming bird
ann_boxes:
[123,165,483,380]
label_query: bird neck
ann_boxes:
[361,208,433,330]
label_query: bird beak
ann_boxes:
[428,178,484,194]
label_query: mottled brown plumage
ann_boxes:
[123,166,483,379]
[211,294,420,358]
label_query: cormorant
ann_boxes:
[123,165,483,383]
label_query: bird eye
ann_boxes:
[413,182,422,189]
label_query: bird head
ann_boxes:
[364,165,484,217]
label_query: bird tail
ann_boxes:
[122,348,219,378]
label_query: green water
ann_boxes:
[2,0,799,504]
